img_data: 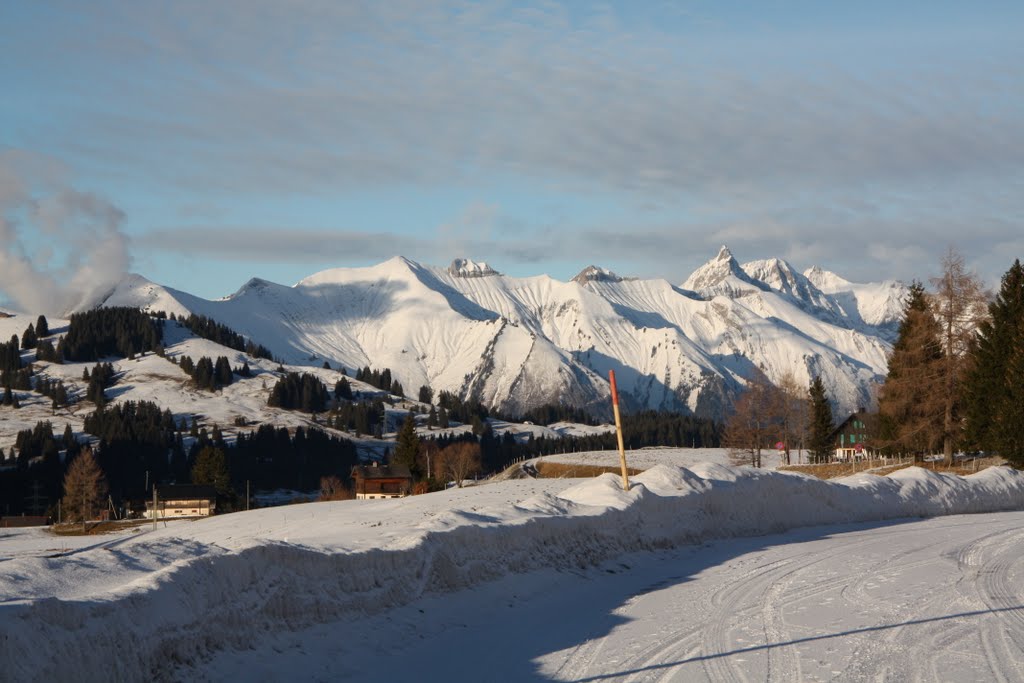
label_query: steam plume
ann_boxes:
[0,153,130,317]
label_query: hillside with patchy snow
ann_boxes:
[85,247,907,419]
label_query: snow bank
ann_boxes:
[2,464,1023,681]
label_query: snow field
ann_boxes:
[2,463,1024,681]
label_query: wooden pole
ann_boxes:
[609,370,630,491]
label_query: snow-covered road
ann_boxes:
[6,464,1024,682]
[194,512,1024,682]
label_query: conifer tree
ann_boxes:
[214,356,233,387]
[965,259,1024,461]
[191,445,231,495]
[36,339,58,362]
[807,376,834,463]
[193,356,215,390]
[392,413,420,476]
[61,447,107,523]
[998,336,1024,463]
[35,315,49,338]
[21,323,36,350]
[335,376,353,401]
[878,281,943,456]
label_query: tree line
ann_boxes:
[0,399,362,517]
[168,312,275,361]
[354,365,404,397]
[879,252,1024,464]
[267,372,330,413]
[62,307,163,361]
[177,354,242,391]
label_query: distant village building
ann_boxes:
[830,413,875,461]
[351,462,412,500]
[145,485,218,519]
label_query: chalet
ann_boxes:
[351,462,412,500]
[145,485,218,519]
[830,413,874,461]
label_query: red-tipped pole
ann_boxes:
[609,370,630,490]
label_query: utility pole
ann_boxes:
[152,487,158,532]
[246,480,250,511]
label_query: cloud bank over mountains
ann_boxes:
[2,1,1021,297]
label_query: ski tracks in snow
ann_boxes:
[553,515,1024,682]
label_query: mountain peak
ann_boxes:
[448,258,500,278]
[224,277,278,301]
[803,265,850,290]
[742,258,802,290]
[572,265,623,285]
[683,246,764,296]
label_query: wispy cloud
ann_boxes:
[13,2,1022,199]
[135,227,433,264]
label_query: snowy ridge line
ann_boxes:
[88,251,904,419]
[3,464,1024,681]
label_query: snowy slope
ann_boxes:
[804,264,907,336]
[742,256,847,321]
[0,315,427,459]
[82,250,907,417]
[2,463,1023,681]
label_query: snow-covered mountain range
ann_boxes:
[90,247,907,419]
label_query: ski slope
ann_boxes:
[2,461,1023,681]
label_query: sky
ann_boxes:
[1,0,1022,312]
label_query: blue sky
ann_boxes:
[1,0,1022,312]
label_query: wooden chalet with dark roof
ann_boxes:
[829,412,876,461]
[351,462,412,500]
